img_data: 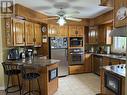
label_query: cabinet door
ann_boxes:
[103,57,110,66]
[25,21,34,46]
[48,24,59,37]
[34,24,42,47]
[111,59,120,65]
[5,18,13,46]
[59,26,68,37]
[98,25,106,44]
[76,26,84,37]
[13,19,25,46]
[89,28,98,44]
[68,26,77,37]
[84,54,92,72]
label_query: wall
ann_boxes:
[0,17,5,90]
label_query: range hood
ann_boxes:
[110,26,127,37]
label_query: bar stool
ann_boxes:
[2,62,22,95]
[20,65,41,95]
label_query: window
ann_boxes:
[112,37,126,52]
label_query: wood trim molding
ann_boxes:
[14,4,48,24]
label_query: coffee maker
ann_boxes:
[8,48,20,60]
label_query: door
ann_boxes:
[25,21,34,46]
[13,19,25,46]
[34,23,42,47]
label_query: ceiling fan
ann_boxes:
[47,8,82,26]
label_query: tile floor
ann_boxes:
[0,73,100,95]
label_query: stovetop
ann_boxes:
[103,64,126,77]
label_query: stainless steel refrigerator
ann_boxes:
[49,37,68,77]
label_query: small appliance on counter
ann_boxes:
[8,48,20,60]
[25,49,33,58]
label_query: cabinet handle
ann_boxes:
[75,31,78,35]
[23,38,25,42]
[33,38,36,42]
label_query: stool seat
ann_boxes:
[23,73,40,80]
[5,69,21,76]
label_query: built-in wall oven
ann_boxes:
[104,71,122,95]
[69,48,84,65]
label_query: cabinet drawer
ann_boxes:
[69,65,85,74]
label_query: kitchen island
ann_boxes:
[8,57,60,95]
[100,64,126,95]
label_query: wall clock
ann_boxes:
[41,26,47,33]
[116,7,127,20]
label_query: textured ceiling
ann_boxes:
[15,0,112,18]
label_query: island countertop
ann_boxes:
[7,56,60,67]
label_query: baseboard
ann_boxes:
[0,86,5,90]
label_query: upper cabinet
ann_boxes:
[59,26,68,37]
[98,23,112,44]
[48,25,59,37]
[34,24,42,47]
[69,25,84,37]
[5,18,42,47]
[88,26,98,44]
[5,18,13,46]
[48,24,68,37]
[114,0,127,27]
[13,19,25,46]
[25,21,34,46]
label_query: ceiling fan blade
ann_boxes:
[66,17,82,22]
[43,17,58,20]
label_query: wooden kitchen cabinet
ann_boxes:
[25,21,34,46]
[48,24,59,37]
[76,26,84,37]
[102,56,110,66]
[13,19,25,46]
[69,65,85,74]
[59,25,68,37]
[69,25,84,37]
[5,18,13,46]
[48,25,68,37]
[88,26,98,44]
[98,24,112,44]
[84,53,92,72]
[34,23,42,47]
[114,0,127,27]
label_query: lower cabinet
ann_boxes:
[69,65,85,74]
[84,53,92,72]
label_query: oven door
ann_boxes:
[69,52,83,65]
[104,71,122,95]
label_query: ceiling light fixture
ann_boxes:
[57,16,66,26]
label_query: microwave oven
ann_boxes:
[70,37,83,47]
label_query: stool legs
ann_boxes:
[5,75,21,95]
[23,79,41,95]
[37,78,41,95]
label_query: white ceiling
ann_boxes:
[15,0,112,18]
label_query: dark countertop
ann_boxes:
[103,64,126,78]
[8,56,60,67]
[91,53,126,61]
